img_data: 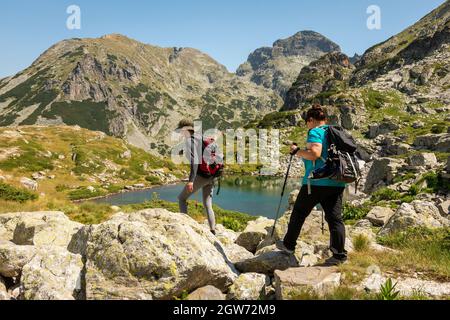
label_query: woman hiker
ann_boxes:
[276,104,348,266]
[176,119,218,235]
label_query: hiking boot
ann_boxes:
[275,240,294,254]
[316,256,347,267]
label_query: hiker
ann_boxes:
[276,104,348,266]
[176,120,223,235]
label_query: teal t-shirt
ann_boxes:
[301,125,347,188]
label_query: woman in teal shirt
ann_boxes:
[276,104,348,266]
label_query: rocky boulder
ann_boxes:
[379,201,449,236]
[413,133,450,152]
[20,246,83,300]
[187,286,226,300]
[84,209,238,300]
[235,245,300,274]
[407,153,438,168]
[368,119,400,139]
[274,267,341,300]
[364,158,404,193]
[227,273,269,300]
[235,217,274,253]
[366,207,396,227]
[0,240,36,278]
[11,212,83,249]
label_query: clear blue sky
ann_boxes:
[0,0,446,78]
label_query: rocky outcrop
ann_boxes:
[84,209,238,300]
[274,267,341,300]
[413,134,450,152]
[283,52,354,110]
[237,31,340,97]
[379,201,449,236]
[367,119,400,139]
[364,158,405,193]
[407,153,438,168]
[20,246,83,300]
[227,273,269,300]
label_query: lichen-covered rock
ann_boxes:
[227,273,269,300]
[0,275,10,300]
[11,212,83,248]
[84,209,238,300]
[20,246,83,300]
[235,245,300,274]
[222,242,254,265]
[366,207,395,227]
[274,267,341,300]
[187,286,225,300]
[0,240,36,278]
[379,201,449,236]
[407,153,438,168]
[235,217,274,253]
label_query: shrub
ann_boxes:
[145,175,162,185]
[0,183,38,203]
[371,188,402,203]
[68,187,104,201]
[343,204,369,221]
[431,125,445,134]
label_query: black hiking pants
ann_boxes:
[283,185,347,260]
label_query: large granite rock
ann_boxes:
[407,153,438,168]
[368,119,400,139]
[413,134,450,152]
[227,273,269,300]
[379,201,449,236]
[0,240,36,278]
[235,217,274,253]
[235,245,300,274]
[84,209,238,300]
[20,246,83,300]
[187,286,226,300]
[274,267,341,300]
[366,207,395,227]
[12,212,83,248]
[364,158,404,193]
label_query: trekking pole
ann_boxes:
[271,143,298,237]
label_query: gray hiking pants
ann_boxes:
[178,175,216,231]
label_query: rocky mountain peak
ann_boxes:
[237,31,341,97]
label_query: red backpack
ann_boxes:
[198,137,224,178]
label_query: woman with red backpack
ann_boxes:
[176,119,224,235]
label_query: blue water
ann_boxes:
[92,176,301,219]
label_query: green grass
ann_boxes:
[377,227,450,281]
[0,183,38,203]
[353,234,371,252]
[0,140,55,172]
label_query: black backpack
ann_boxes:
[310,126,362,191]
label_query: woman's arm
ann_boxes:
[291,143,322,161]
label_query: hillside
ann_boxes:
[237,31,340,97]
[0,125,183,216]
[0,34,282,155]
